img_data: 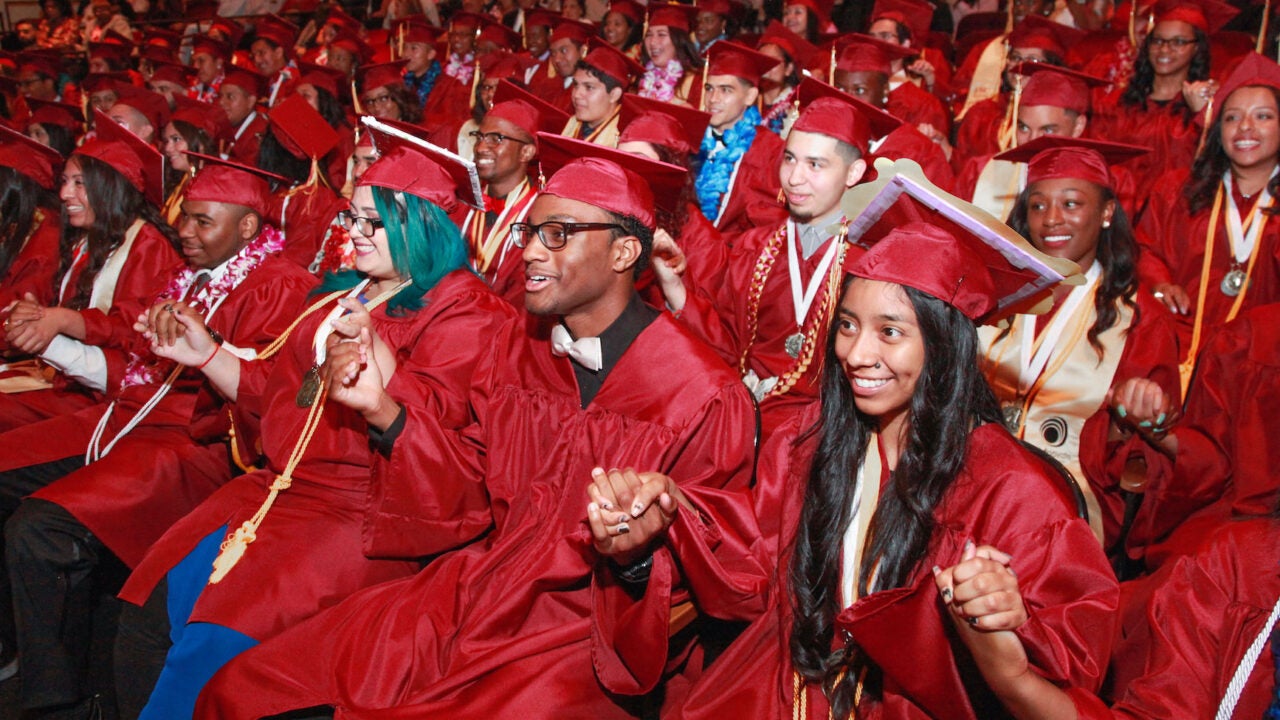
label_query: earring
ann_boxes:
[1102,221,1111,228]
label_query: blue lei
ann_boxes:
[405,60,442,107]
[695,105,762,222]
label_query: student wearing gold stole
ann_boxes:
[560,42,641,148]
[984,135,1181,567]
[1136,53,1280,394]
[461,81,567,307]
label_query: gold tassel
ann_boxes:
[352,77,365,116]
[1259,0,1272,54]
[828,45,836,85]
[469,57,481,110]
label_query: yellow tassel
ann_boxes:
[1258,0,1272,55]
[208,523,257,584]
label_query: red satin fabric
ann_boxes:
[224,113,270,168]
[193,312,756,718]
[119,270,515,640]
[713,128,787,237]
[869,125,956,192]
[1091,93,1201,197]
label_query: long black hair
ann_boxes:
[789,280,1003,718]
[0,166,57,280]
[162,119,213,190]
[53,154,181,309]
[257,127,312,184]
[1184,85,1280,214]
[30,122,76,158]
[1121,26,1210,122]
[1006,183,1140,356]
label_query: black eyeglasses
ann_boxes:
[509,221,624,250]
[364,93,395,106]
[337,210,385,237]
[1149,36,1196,49]
[469,130,530,146]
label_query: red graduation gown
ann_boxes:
[271,182,349,272]
[1072,519,1280,719]
[869,124,955,192]
[1091,92,1200,196]
[711,128,787,236]
[0,222,180,431]
[887,81,950,136]
[195,311,756,719]
[0,209,61,309]
[1135,169,1280,352]
[119,270,514,636]
[1138,304,1280,567]
[14,256,314,567]
[675,405,1119,719]
[951,94,1006,175]
[422,73,474,129]
[224,112,269,168]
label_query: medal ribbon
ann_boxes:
[787,219,844,335]
[1017,261,1102,394]
[468,179,536,275]
[1222,168,1275,264]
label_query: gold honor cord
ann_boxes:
[208,279,412,584]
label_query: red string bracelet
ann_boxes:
[196,346,219,371]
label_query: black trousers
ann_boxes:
[5,496,118,710]
[113,577,168,720]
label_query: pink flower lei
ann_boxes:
[120,224,285,390]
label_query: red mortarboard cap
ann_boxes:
[148,59,195,87]
[222,66,267,97]
[697,0,733,17]
[832,34,915,75]
[253,14,299,50]
[170,95,231,141]
[268,93,340,159]
[757,20,819,68]
[796,76,899,152]
[297,60,346,97]
[111,85,170,132]
[1012,62,1107,114]
[88,40,132,67]
[478,50,527,81]
[75,109,165,206]
[705,40,780,85]
[142,27,182,51]
[27,98,84,130]
[184,151,287,217]
[395,18,439,45]
[476,16,522,48]
[208,17,246,46]
[80,72,132,95]
[648,3,699,32]
[870,0,932,41]
[329,29,373,64]
[324,7,364,34]
[449,11,487,31]
[524,8,559,29]
[359,60,408,92]
[280,0,320,14]
[1154,0,1238,34]
[535,131,687,226]
[550,18,596,45]
[490,79,572,136]
[582,38,644,86]
[0,124,64,189]
[1208,52,1280,124]
[995,135,1149,188]
[360,115,484,213]
[608,0,644,25]
[846,221,1000,319]
[140,44,176,64]
[619,93,710,155]
[191,35,231,62]
[1008,15,1086,57]
[18,53,60,79]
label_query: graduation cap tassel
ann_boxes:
[469,58,482,111]
[1259,0,1272,55]
[1128,1,1139,48]
[828,45,836,86]
[352,77,365,116]
[998,74,1023,152]
[397,22,406,60]
[1195,96,1214,160]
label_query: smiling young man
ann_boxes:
[656,88,871,438]
[463,80,568,306]
[250,15,300,107]
[563,41,642,147]
[190,133,756,720]
[188,36,229,104]
[0,154,313,720]
[694,41,787,235]
[217,67,268,166]
[531,18,593,113]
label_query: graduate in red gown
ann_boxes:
[0,125,64,314]
[460,81,566,307]
[114,123,514,720]
[669,220,1116,719]
[941,515,1280,720]
[193,135,756,720]
[0,115,180,430]
[528,18,592,115]
[217,68,269,168]
[656,87,871,439]
[1136,53,1280,392]
[983,136,1181,565]
[0,154,314,719]
[693,42,787,236]
[1091,0,1235,195]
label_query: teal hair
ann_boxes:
[313,187,469,315]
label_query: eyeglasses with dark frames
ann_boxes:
[337,210,386,237]
[509,220,624,250]
[469,130,531,146]
[1149,36,1196,49]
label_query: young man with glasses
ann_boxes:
[461,81,568,306]
[193,133,757,720]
